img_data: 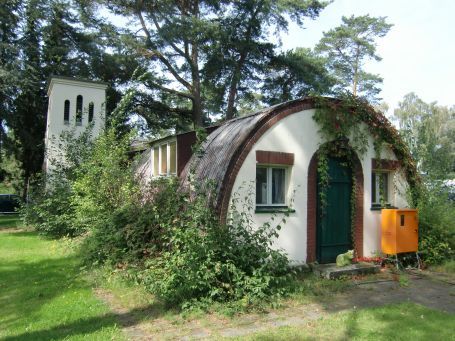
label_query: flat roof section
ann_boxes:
[47,75,109,95]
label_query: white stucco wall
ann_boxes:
[44,78,107,172]
[228,109,410,264]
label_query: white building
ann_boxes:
[44,76,108,173]
[138,97,416,264]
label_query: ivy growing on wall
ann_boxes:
[312,94,421,256]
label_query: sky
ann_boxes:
[280,0,455,113]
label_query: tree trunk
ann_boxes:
[225,65,242,120]
[22,173,29,202]
[190,0,203,127]
[352,45,360,96]
[192,90,203,126]
[225,51,247,120]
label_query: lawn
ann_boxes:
[85,267,455,340]
[431,260,455,274]
[0,214,22,229]
[238,302,454,340]
[0,219,124,340]
[1,215,453,340]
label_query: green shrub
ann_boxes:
[21,127,95,238]
[22,177,80,237]
[140,185,293,309]
[81,178,182,265]
[70,129,138,234]
[24,124,296,310]
[74,141,294,309]
[417,182,455,265]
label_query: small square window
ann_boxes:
[256,166,287,206]
[372,171,389,206]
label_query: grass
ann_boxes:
[1,214,453,340]
[237,302,455,340]
[0,214,22,229]
[0,221,124,340]
[88,269,455,340]
[430,260,455,274]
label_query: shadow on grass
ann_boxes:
[1,230,36,237]
[0,227,173,341]
[2,305,159,341]
[0,256,84,326]
[0,214,22,229]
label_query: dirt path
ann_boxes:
[95,272,455,340]
[325,273,455,314]
[93,288,153,341]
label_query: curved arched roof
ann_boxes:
[181,97,416,219]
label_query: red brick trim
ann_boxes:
[217,99,363,262]
[256,150,294,165]
[372,158,400,170]
[207,97,417,226]
[219,100,315,221]
[306,154,318,263]
[307,146,364,262]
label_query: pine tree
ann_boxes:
[92,0,328,126]
[261,48,334,105]
[8,0,47,198]
[0,1,21,180]
[316,15,392,101]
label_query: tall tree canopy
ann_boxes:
[315,14,392,101]
[261,47,334,105]
[94,0,329,126]
[3,0,135,197]
[0,0,21,181]
[2,0,334,195]
[11,0,48,197]
[393,93,455,179]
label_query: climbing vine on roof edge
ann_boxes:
[312,94,421,256]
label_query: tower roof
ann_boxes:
[47,76,108,95]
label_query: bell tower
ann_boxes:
[44,76,108,173]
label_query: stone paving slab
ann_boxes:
[313,262,380,279]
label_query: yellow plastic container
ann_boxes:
[381,209,418,254]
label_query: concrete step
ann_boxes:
[312,262,380,279]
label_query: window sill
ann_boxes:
[370,204,397,211]
[255,206,295,214]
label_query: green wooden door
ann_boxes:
[317,157,352,263]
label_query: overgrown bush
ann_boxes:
[22,128,95,238]
[70,129,138,234]
[80,178,182,265]
[140,185,293,309]
[417,181,455,265]
[24,123,295,309]
[22,176,80,237]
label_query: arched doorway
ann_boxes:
[307,143,364,263]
